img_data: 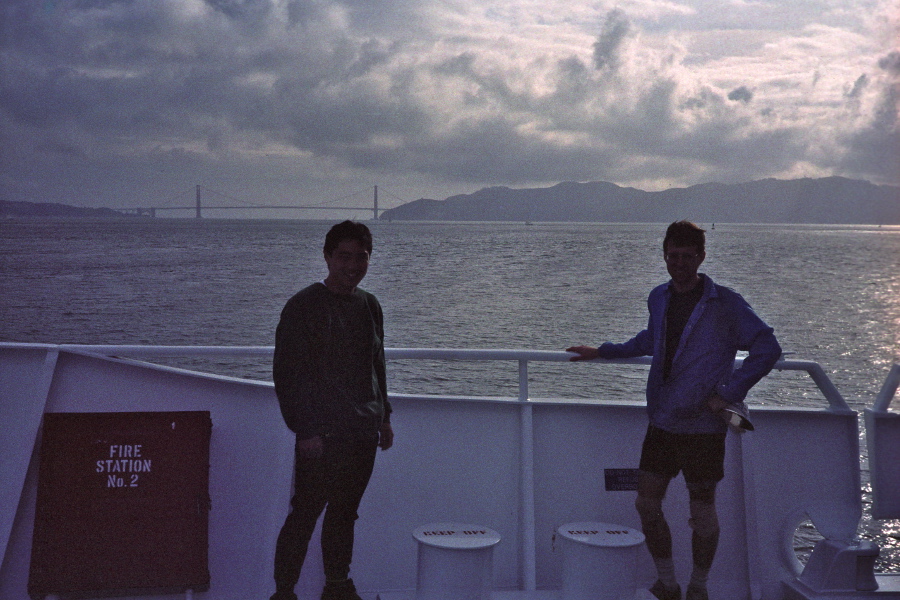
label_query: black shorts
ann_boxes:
[639,425,727,483]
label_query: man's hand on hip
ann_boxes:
[379,423,394,450]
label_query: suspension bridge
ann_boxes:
[115,185,401,219]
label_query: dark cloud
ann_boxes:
[839,85,900,182]
[204,0,271,21]
[877,50,900,75]
[0,0,897,210]
[845,75,868,99]
[285,0,321,27]
[434,53,478,77]
[834,51,900,181]
[593,9,631,72]
[728,86,753,103]
[552,56,593,104]
[679,87,725,111]
[363,116,625,185]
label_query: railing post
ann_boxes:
[518,359,537,591]
[805,362,851,412]
[873,364,900,413]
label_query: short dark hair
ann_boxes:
[663,220,705,253]
[324,220,373,255]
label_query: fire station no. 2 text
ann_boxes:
[96,444,151,488]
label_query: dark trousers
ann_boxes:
[273,433,378,593]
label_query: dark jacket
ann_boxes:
[598,274,781,434]
[273,283,390,440]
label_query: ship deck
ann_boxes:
[2,343,899,600]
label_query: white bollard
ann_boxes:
[412,523,501,600]
[557,522,645,600]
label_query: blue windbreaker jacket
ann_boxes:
[598,274,782,434]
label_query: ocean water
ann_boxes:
[1,218,899,566]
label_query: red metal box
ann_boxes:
[28,411,212,598]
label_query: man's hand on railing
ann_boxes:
[566,346,600,361]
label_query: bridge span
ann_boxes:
[117,185,392,219]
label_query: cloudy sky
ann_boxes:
[1,0,898,215]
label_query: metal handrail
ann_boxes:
[872,364,900,413]
[39,344,851,412]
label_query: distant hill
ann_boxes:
[379,177,900,224]
[0,200,136,219]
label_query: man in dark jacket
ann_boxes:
[271,220,393,600]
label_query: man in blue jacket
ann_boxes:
[567,221,781,600]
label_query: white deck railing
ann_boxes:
[47,344,852,411]
[872,363,900,413]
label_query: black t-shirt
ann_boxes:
[664,276,704,380]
